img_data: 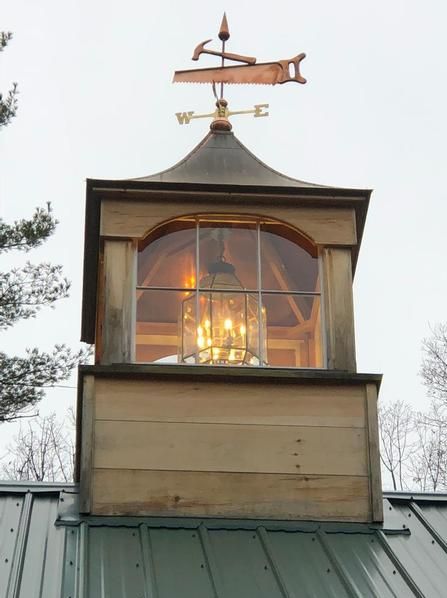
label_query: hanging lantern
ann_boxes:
[179,240,266,366]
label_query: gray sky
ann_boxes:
[1,0,446,450]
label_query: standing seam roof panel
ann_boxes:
[4,485,447,598]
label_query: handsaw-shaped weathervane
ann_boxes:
[173,14,306,130]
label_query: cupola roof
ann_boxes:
[131,129,326,188]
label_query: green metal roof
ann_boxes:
[1,482,446,597]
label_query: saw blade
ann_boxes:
[173,56,306,86]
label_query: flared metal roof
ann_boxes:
[131,130,326,188]
[2,482,447,597]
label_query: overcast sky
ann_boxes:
[1,0,446,452]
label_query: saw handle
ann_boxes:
[277,53,306,84]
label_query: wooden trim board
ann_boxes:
[79,375,95,513]
[365,383,383,521]
[100,200,357,246]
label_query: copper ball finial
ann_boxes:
[210,119,232,132]
[218,13,230,41]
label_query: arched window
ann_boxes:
[136,216,323,368]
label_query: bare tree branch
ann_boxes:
[0,412,74,482]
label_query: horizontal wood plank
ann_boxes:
[100,200,357,246]
[95,379,366,428]
[94,420,367,476]
[92,469,370,521]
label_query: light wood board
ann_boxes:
[94,420,367,476]
[100,200,357,247]
[92,468,370,520]
[95,378,366,428]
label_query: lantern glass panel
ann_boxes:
[138,220,196,289]
[136,289,187,363]
[262,293,323,367]
[260,222,319,293]
[199,221,258,290]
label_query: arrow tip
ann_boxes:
[218,13,230,41]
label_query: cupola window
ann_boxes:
[136,216,323,367]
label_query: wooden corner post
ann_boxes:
[365,383,383,522]
[322,247,356,371]
[101,239,136,364]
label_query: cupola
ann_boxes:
[76,19,382,522]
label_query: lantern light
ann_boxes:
[179,231,266,365]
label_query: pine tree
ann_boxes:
[0,32,88,422]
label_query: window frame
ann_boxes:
[136,215,326,368]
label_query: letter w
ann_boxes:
[176,111,194,125]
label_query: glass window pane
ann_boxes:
[138,220,196,289]
[199,221,257,291]
[136,289,188,363]
[262,293,323,368]
[260,223,319,292]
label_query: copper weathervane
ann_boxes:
[173,14,307,129]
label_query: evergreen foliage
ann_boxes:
[0,32,18,128]
[0,31,88,422]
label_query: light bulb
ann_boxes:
[224,318,233,331]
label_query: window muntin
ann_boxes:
[136,216,323,368]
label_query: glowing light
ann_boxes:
[229,349,236,361]
[224,319,233,331]
[197,326,203,336]
[197,336,205,349]
[240,324,246,335]
[207,338,212,347]
[204,319,210,329]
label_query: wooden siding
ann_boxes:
[81,376,382,522]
